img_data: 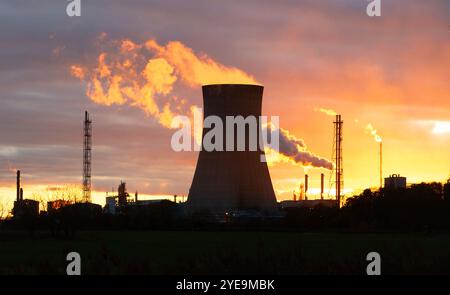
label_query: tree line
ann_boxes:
[285,179,450,231]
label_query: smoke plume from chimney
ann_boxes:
[265,125,333,170]
[314,107,338,116]
[365,123,382,142]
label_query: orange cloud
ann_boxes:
[71,37,258,129]
[70,65,85,79]
[315,107,337,116]
[146,40,258,86]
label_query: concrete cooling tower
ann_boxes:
[187,84,277,214]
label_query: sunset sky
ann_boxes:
[0,0,449,211]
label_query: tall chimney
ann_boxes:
[16,170,20,202]
[304,174,309,194]
[320,173,324,200]
[380,142,383,190]
[20,188,23,201]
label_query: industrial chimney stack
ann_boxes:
[16,170,20,202]
[304,174,309,195]
[380,142,383,190]
[320,173,324,200]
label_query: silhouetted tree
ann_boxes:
[444,178,450,202]
[32,185,82,212]
[0,199,12,220]
[340,182,447,231]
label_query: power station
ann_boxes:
[187,84,278,214]
[8,97,344,219]
[3,87,436,225]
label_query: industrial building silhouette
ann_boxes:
[187,84,277,214]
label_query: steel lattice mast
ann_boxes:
[83,111,92,203]
[333,114,343,208]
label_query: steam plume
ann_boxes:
[432,121,450,134]
[71,35,331,169]
[265,125,333,170]
[314,107,337,116]
[71,37,257,127]
[365,123,382,142]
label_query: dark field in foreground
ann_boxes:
[1,230,450,274]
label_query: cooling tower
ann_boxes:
[187,84,277,214]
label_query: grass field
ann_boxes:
[1,230,450,274]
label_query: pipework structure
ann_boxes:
[83,111,92,203]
